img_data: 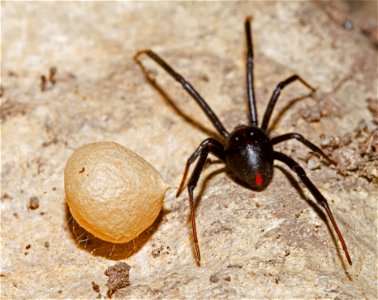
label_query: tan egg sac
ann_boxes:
[64,142,170,243]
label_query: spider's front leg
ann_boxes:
[177,138,225,265]
[273,151,352,265]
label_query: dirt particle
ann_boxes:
[92,281,100,293]
[151,245,171,258]
[227,264,243,269]
[354,119,368,137]
[210,274,219,283]
[0,101,28,123]
[1,193,12,201]
[42,137,59,148]
[307,156,321,170]
[320,135,340,149]
[366,99,378,124]
[79,167,85,174]
[28,196,40,210]
[224,275,231,282]
[341,132,352,146]
[301,106,321,122]
[105,262,131,298]
[40,75,47,91]
[40,67,58,91]
[49,67,57,84]
[44,241,50,249]
[151,246,163,258]
[24,244,31,255]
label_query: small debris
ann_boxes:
[224,275,231,282]
[105,262,131,298]
[40,75,47,91]
[151,245,170,258]
[49,67,57,84]
[354,119,368,137]
[209,274,219,283]
[91,281,100,293]
[1,193,12,201]
[151,246,163,258]
[24,244,31,255]
[341,132,352,146]
[307,156,321,170]
[366,98,378,125]
[301,106,321,122]
[320,135,340,149]
[44,241,50,249]
[327,122,378,182]
[28,196,39,210]
[40,67,58,91]
[227,264,243,269]
[343,19,353,30]
[0,101,27,123]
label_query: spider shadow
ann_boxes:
[135,57,220,140]
[64,202,168,260]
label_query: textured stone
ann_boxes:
[1,2,377,298]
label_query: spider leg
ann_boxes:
[272,132,337,165]
[273,151,352,265]
[177,138,225,197]
[261,75,315,131]
[177,138,225,265]
[245,17,258,126]
[134,50,229,139]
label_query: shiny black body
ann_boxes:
[225,126,273,190]
[135,18,352,266]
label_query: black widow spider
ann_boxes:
[134,17,352,266]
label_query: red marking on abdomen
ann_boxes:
[255,173,263,186]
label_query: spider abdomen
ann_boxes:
[225,126,273,190]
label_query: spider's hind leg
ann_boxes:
[273,151,352,265]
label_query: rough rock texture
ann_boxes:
[1,2,377,299]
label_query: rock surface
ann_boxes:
[1,2,377,298]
